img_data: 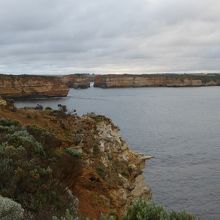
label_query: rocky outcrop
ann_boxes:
[0,74,69,98]
[62,74,94,89]
[94,74,220,88]
[0,103,151,219]
[79,115,152,217]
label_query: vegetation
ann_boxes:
[124,199,196,220]
[52,199,196,220]
[0,111,197,220]
[0,118,82,219]
[53,209,80,220]
[0,196,24,220]
[0,118,19,127]
[65,147,82,158]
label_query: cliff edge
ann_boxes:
[0,100,151,219]
[0,74,69,98]
[62,74,93,89]
[94,74,220,88]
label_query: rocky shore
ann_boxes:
[0,99,151,219]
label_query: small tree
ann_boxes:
[58,104,67,113]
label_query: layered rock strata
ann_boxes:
[0,74,69,98]
[62,74,93,89]
[94,74,220,88]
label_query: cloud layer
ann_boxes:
[0,0,220,74]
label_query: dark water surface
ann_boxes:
[16,87,220,220]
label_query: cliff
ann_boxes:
[94,74,220,88]
[0,100,151,219]
[62,74,94,89]
[0,74,69,98]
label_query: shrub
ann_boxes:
[0,196,24,220]
[45,107,53,111]
[0,143,6,154]
[124,200,196,220]
[169,210,196,220]
[124,200,168,220]
[96,163,106,178]
[8,129,46,157]
[53,209,79,220]
[65,148,82,158]
[0,121,80,219]
[58,104,67,113]
[27,125,61,150]
[100,215,116,220]
[0,118,19,127]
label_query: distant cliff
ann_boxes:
[94,74,220,88]
[62,74,94,89]
[0,74,69,98]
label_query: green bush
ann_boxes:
[124,200,196,220]
[53,209,80,220]
[8,129,46,157]
[45,107,53,111]
[0,119,81,219]
[27,125,61,150]
[0,118,19,127]
[96,163,106,178]
[100,215,116,220]
[65,148,82,158]
[169,210,196,220]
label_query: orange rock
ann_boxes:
[0,74,69,98]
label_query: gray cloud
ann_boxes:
[0,0,220,74]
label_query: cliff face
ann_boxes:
[0,101,151,219]
[0,74,69,98]
[94,74,220,88]
[62,74,93,89]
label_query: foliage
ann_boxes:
[93,145,100,155]
[45,106,53,111]
[53,210,116,220]
[7,129,46,156]
[0,118,19,127]
[65,147,82,158]
[124,200,196,220]
[53,209,80,220]
[100,214,116,220]
[0,119,82,219]
[58,104,67,113]
[0,114,197,220]
[26,125,61,150]
[0,196,24,220]
[169,210,196,220]
[96,163,106,178]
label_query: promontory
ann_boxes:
[0,74,69,98]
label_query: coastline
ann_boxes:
[0,99,152,219]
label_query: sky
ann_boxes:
[0,0,220,75]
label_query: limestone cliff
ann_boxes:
[0,74,69,98]
[62,74,93,89]
[94,74,220,88]
[0,101,151,219]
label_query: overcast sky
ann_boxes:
[0,0,220,74]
